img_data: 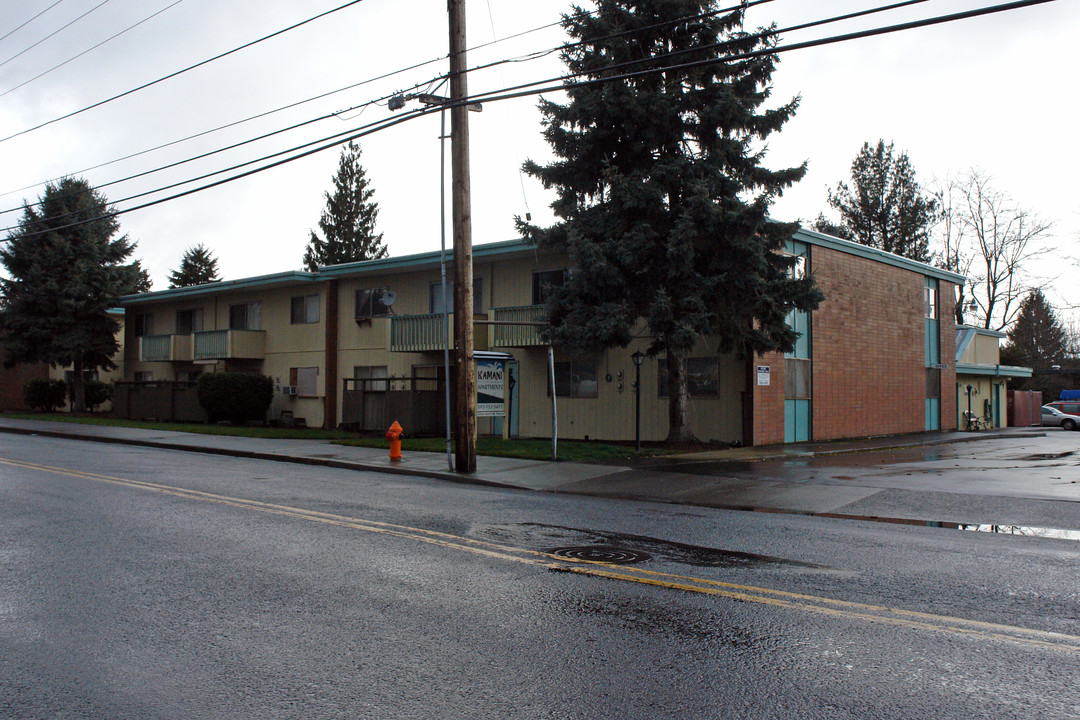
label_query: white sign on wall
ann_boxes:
[756,365,771,386]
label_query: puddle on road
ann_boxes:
[479,522,832,571]
[957,523,1080,541]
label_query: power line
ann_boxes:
[1,0,1058,239]
[0,0,113,70]
[0,1,758,206]
[0,0,188,99]
[0,0,369,145]
[0,0,69,45]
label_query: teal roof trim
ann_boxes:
[118,271,320,306]
[793,228,967,285]
[319,238,537,277]
[958,324,1007,339]
[956,363,1033,378]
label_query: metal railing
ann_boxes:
[140,334,174,362]
[194,330,229,360]
[492,305,546,347]
[390,313,448,352]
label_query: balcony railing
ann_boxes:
[492,305,547,347]
[193,329,266,360]
[389,313,490,352]
[139,334,193,362]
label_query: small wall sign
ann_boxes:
[756,365,771,386]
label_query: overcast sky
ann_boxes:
[0,0,1076,317]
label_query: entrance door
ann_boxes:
[492,360,520,438]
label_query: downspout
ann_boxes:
[324,279,339,429]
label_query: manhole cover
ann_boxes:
[545,546,652,564]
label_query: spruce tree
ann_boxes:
[0,178,146,411]
[168,243,221,288]
[302,141,387,271]
[822,139,938,262]
[1006,289,1066,369]
[520,0,821,443]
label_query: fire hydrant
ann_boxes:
[385,421,404,462]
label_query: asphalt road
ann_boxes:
[2,433,1079,719]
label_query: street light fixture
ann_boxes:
[631,350,645,452]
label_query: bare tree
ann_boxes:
[932,175,974,324]
[934,170,1053,331]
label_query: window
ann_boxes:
[926,285,938,319]
[290,366,319,397]
[134,371,153,383]
[785,358,812,400]
[353,365,388,391]
[532,269,567,304]
[548,360,598,398]
[355,288,391,319]
[133,313,153,336]
[175,308,203,334]
[429,277,484,315]
[291,295,320,324]
[230,302,261,330]
[658,357,719,398]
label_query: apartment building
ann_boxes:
[117,229,974,445]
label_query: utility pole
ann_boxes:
[448,0,476,472]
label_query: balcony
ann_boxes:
[492,305,547,347]
[389,313,490,352]
[139,334,193,362]
[193,329,266,360]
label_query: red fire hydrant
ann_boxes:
[386,421,404,462]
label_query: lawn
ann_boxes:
[0,412,680,462]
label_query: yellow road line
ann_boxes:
[4,456,1078,653]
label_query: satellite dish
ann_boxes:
[380,289,396,306]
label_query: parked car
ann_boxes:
[1044,400,1080,416]
[1041,405,1080,431]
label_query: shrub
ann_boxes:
[23,378,67,412]
[196,372,274,425]
[67,380,113,411]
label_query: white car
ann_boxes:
[1041,405,1080,431]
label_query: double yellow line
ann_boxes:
[4,456,1079,654]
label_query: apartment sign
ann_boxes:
[476,358,506,417]
[756,365,771,386]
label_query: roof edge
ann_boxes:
[793,228,967,284]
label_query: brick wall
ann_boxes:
[749,352,786,446]
[939,281,958,430]
[810,246,939,441]
[0,361,49,410]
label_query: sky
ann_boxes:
[0,0,1076,321]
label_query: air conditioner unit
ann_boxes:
[282,385,297,396]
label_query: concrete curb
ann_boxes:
[0,425,525,491]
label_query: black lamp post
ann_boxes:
[631,350,645,452]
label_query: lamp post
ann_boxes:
[631,350,645,452]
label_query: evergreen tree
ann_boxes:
[302,141,387,271]
[0,178,146,411]
[1006,289,1066,369]
[823,140,938,262]
[520,0,821,443]
[168,243,221,288]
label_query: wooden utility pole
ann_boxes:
[448,0,476,472]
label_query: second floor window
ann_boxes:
[133,313,153,336]
[175,308,203,334]
[291,295,320,324]
[230,302,261,330]
[532,269,567,305]
[429,277,483,315]
[356,288,391,319]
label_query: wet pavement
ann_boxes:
[1,416,1076,534]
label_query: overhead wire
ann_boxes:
[0,0,113,70]
[0,0,70,45]
[0,0,188,99]
[0,0,369,145]
[1,0,1059,239]
[0,0,760,208]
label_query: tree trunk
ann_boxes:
[665,352,697,444]
[71,357,86,413]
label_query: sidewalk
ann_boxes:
[1,417,1074,533]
